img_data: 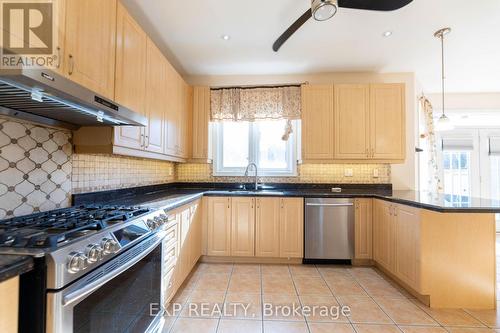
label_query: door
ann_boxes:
[189,200,202,268]
[373,200,394,271]
[370,84,405,159]
[394,204,421,290]
[207,197,231,256]
[255,197,280,257]
[231,197,255,257]
[280,198,304,258]
[177,83,191,158]
[164,66,180,156]
[64,0,117,99]
[192,87,211,160]
[354,198,373,259]
[113,2,147,150]
[178,206,191,281]
[335,85,370,159]
[301,85,335,160]
[144,39,165,153]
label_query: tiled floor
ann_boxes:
[161,262,500,333]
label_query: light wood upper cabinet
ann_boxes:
[354,198,373,260]
[370,84,406,160]
[394,204,421,290]
[335,85,370,159]
[144,39,165,153]
[231,197,255,257]
[207,197,232,256]
[192,87,211,160]
[301,85,335,160]
[64,0,117,99]
[255,198,281,258]
[113,2,147,150]
[279,198,304,258]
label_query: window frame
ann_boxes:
[212,120,298,177]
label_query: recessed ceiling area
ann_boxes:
[122,0,500,93]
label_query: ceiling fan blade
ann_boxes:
[273,9,312,52]
[338,0,413,11]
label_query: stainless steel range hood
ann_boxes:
[0,68,147,130]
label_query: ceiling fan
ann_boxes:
[273,0,414,52]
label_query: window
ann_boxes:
[442,151,472,206]
[213,120,297,176]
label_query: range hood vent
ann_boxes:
[0,68,147,130]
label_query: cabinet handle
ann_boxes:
[145,135,149,148]
[140,133,145,148]
[56,46,61,68]
[281,199,284,209]
[228,198,230,208]
[68,54,74,75]
[394,206,398,217]
[371,148,375,158]
[251,198,254,209]
[366,148,369,157]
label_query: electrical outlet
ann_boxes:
[168,168,173,176]
[344,168,353,177]
[373,168,379,178]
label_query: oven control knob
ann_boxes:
[146,219,156,229]
[101,238,120,255]
[159,214,168,223]
[154,216,163,226]
[67,252,88,273]
[86,244,103,263]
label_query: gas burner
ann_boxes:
[0,205,151,249]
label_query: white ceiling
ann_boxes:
[122,0,500,93]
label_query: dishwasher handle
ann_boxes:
[305,203,354,207]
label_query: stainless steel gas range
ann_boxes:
[0,205,174,333]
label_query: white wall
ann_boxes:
[187,72,419,190]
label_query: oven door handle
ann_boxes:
[305,203,354,207]
[62,234,164,306]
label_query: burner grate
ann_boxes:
[0,205,150,249]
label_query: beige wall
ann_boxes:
[187,72,418,190]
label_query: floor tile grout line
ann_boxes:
[215,263,234,332]
[288,264,312,333]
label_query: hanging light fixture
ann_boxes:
[434,27,454,131]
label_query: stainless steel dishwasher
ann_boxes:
[304,198,355,264]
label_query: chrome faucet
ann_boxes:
[244,163,259,191]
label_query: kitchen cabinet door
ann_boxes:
[231,197,255,257]
[301,85,335,160]
[354,198,373,260]
[370,84,406,160]
[373,200,395,271]
[395,204,421,290]
[143,39,165,154]
[334,85,371,159]
[178,206,191,282]
[164,67,181,156]
[64,0,117,99]
[192,87,211,160]
[255,198,280,258]
[189,200,202,268]
[113,2,147,150]
[177,82,191,159]
[207,197,232,256]
[279,198,304,258]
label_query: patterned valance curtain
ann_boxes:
[210,86,301,122]
[419,96,443,193]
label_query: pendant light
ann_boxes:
[434,27,454,131]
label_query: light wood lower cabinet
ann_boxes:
[255,198,281,257]
[354,198,373,259]
[231,197,255,257]
[373,199,395,271]
[0,277,18,333]
[207,197,232,256]
[279,198,304,258]
[205,196,304,259]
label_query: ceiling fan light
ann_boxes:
[312,0,338,21]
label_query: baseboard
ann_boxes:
[200,256,302,264]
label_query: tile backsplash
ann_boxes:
[176,163,391,184]
[72,154,175,194]
[0,117,72,219]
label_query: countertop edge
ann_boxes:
[0,255,34,283]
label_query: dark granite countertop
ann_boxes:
[73,183,500,214]
[0,254,33,283]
